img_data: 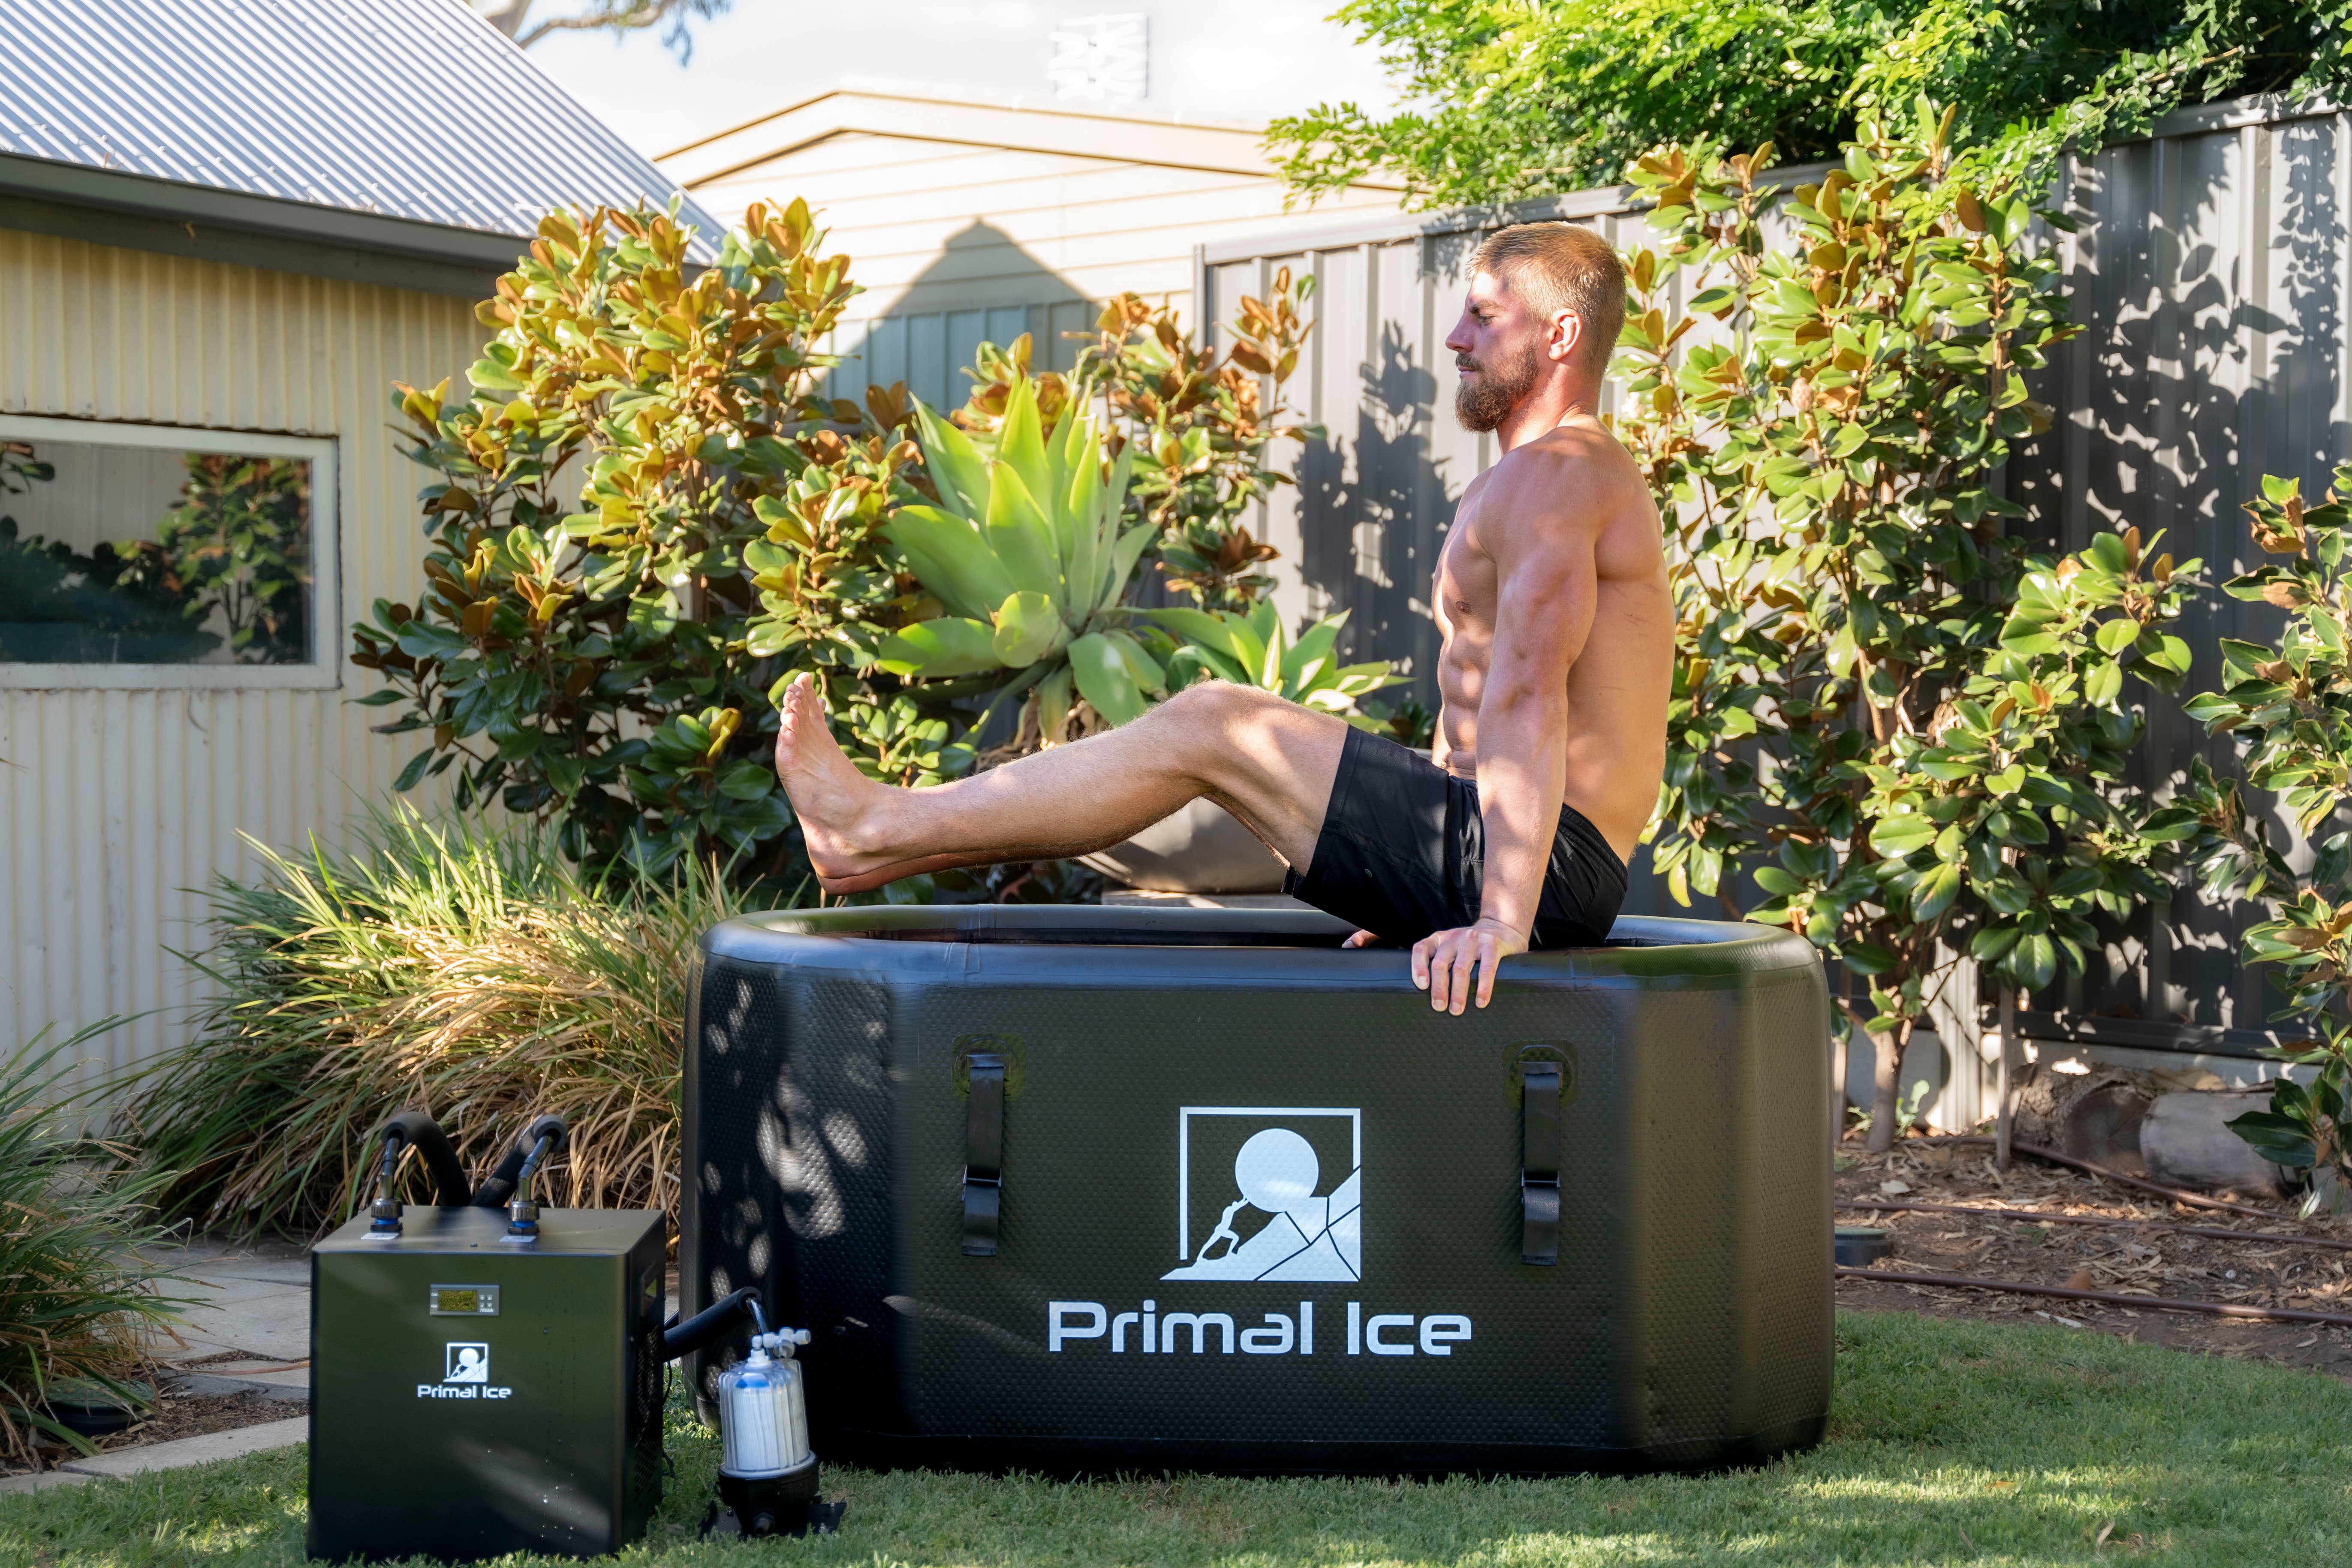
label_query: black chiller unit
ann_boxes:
[307,1113,822,1561]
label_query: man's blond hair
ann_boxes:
[1468,223,1626,376]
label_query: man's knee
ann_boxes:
[1151,681,1303,789]
[1158,679,1277,734]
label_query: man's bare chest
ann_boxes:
[1433,496,1500,633]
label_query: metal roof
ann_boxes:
[0,0,722,275]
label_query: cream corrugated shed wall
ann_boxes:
[0,229,479,1098]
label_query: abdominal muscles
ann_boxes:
[1438,577,1668,864]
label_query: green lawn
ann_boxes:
[6,1312,2349,1567]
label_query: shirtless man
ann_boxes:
[772,222,1671,1013]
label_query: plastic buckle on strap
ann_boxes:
[1520,1062,1562,1266]
[961,1052,1006,1257]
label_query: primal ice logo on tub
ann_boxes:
[1167,1107,1361,1282]
[1047,1106,1471,1359]
[417,1341,513,1400]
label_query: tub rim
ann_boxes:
[700,905,1819,984]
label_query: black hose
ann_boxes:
[471,1115,568,1208]
[373,1111,472,1207]
[1836,1196,2352,1253]
[663,1286,764,1362]
[1837,1264,2352,1327]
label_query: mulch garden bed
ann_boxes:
[2,1358,303,1479]
[1835,1136,2352,1378]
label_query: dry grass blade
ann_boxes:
[114,806,764,1240]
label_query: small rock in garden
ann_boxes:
[2066,1267,2096,1291]
[2139,1089,2292,1196]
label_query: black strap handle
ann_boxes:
[1520,1063,1562,1266]
[962,1052,1006,1257]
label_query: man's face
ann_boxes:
[1443,269,1568,433]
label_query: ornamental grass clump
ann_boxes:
[2,1024,187,1463]
[117,808,750,1240]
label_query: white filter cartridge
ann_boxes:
[718,1331,811,1478]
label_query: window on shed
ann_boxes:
[0,423,325,669]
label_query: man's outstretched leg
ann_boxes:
[772,674,1346,894]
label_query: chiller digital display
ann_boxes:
[428,1284,499,1316]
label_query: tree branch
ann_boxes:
[514,0,703,49]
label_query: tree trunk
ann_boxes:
[1994,984,2019,1170]
[1867,1022,1907,1153]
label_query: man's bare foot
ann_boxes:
[772,674,925,893]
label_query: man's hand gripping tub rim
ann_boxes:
[1344,917,1530,1013]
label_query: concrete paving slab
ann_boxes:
[58,1417,307,1478]
[173,1275,310,1306]
[0,1470,95,1495]
[239,1367,310,1393]
[170,1291,311,1362]
[184,1246,309,1276]
[150,1238,310,1279]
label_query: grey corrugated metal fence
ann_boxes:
[820,298,1101,414]
[1200,93,2350,1055]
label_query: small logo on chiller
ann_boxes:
[444,1342,489,1383]
[1163,1107,1361,1282]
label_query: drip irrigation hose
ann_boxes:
[1901,1134,2278,1219]
[1836,1197,2352,1252]
[1836,1265,2352,1328]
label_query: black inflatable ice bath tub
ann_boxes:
[683,906,1832,1476]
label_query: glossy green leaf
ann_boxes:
[883,506,1018,622]
[983,462,1065,602]
[1068,631,1150,727]
[875,617,1004,677]
[913,400,992,520]
[994,376,1053,525]
[990,590,1066,667]
[1037,663,1074,742]
[717,761,774,800]
[1106,629,1167,694]
[1912,861,1963,922]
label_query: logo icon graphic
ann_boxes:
[1163,1107,1360,1282]
[444,1342,490,1383]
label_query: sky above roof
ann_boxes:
[524,0,1400,159]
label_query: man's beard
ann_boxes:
[1453,337,1542,433]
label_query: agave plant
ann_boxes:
[1145,602,1400,726]
[876,374,1167,740]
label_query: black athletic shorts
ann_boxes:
[1283,726,1628,949]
